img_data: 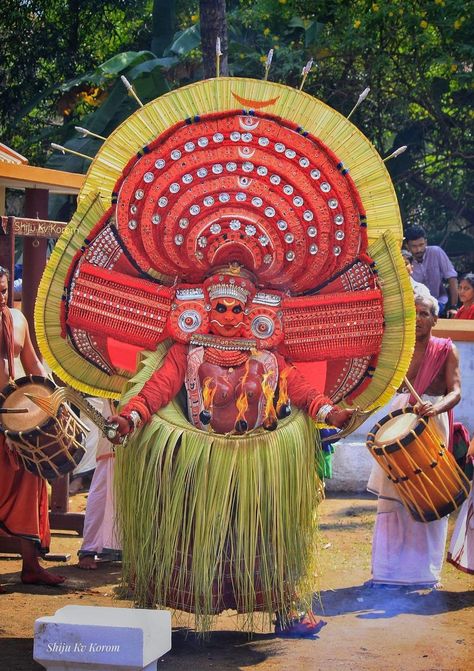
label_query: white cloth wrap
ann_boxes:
[79,398,120,556]
[368,394,449,586]
[448,481,474,574]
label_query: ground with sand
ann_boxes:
[1,492,472,671]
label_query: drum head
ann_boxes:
[373,412,419,447]
[0,381,53,432]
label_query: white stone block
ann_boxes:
[34,606,171,671]
[326,405,387,493]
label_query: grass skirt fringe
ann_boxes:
[115,347,322,633]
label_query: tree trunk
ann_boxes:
[66,0,80,78]
[199,0,228,78]
[152,0,176,56]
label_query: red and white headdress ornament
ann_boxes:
[204,265,256,305]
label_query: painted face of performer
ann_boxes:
[209,298,245,338]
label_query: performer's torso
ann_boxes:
[186,347,278,434]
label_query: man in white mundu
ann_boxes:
[77,398,121,569]
[368,295,461,587]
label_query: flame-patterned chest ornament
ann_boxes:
[38,78,414,410]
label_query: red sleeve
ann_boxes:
[275,353,336,419]
[120,342,188,421]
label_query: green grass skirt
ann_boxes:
[115,348,322,633]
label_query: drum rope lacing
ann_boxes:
[367,408,470,523]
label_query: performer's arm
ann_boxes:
[414,345,461,417]
[276,355,353,429]
[109,342,188,439]
[439,248,458,317]
[446,277,459,318]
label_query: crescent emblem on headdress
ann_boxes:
[231,92,280,109]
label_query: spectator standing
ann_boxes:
[404,225,458,317]
[77,398,121,569]
[447,436,474,574]
[69,408,98,494]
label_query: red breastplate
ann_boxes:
[185,347,278,434]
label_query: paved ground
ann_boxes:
[1,493,473,671]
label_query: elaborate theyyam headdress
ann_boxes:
[36,76,415,407]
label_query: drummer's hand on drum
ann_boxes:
[106,415,131,444]
[413,400,437,418]
[326,407,355,429]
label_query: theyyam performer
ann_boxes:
[36,71,415,633]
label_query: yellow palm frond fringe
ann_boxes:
[115,344,322,634]
[346,231,416,411]
[34,192,129,398]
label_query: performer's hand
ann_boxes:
[446,308,457,319]
[413,401,437,417]
[326,408,355,429]
[106,415,131,444]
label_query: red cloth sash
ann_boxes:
[409,336,454,450]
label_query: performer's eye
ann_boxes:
[216,303,227,313]
[232,305,243,314]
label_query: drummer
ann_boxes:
[367,294,461,588]
[0,268,65,588]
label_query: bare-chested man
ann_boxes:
[368,294,461,587]
[407,297,460,419]
[0,268,65,587]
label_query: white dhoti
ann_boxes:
[447,481,474,575]
[73,403,99,476]
[368,394,449,586]
[78,399,121,559]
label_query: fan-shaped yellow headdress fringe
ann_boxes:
[350,230,416,411]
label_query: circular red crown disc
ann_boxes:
[115,111,366,293]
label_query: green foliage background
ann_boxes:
[0,0,472,265]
